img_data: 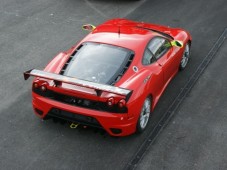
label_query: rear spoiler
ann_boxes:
[24,69,132,100]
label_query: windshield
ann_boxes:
[64,43,131,84]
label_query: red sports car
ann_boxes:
[24,19,191,136]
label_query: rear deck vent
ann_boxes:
[111,53,134,85]
[60,45,83,75]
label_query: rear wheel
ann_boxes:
[180,43,190,70]
[136,97,151,133]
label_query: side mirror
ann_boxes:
[171,40,183,48]
[82,24,96,31]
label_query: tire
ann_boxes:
[179,42,190,70]
[136,97,151,133]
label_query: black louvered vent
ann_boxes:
[60,45,83,75]
[111,53,134,85]
[59,45,134,86]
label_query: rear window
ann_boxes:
[64,43,132,84]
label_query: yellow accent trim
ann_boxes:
[70,123,79,129]
[171,40,184,48]
[82,24,96,31]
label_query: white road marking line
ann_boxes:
[84,0,146,18]
[84,0,108,18]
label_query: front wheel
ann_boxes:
[179,43,190,70]
[136,97,151,133]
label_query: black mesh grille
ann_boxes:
[33,88,128,113]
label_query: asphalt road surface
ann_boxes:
[0,0,226,169]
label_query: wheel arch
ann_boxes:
[147,93,154,110]
[188,39,192,47]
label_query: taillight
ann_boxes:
[33,80,49,92]
[33,82,39,88]
[107,97,115,107]
[40,82,48,92]
[118,99,126,108]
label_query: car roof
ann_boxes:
[81,19,162,52]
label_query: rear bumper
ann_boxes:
[32,93,137,136]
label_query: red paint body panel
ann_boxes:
[29,18,192,136]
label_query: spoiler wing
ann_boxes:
[24,69,132,100]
